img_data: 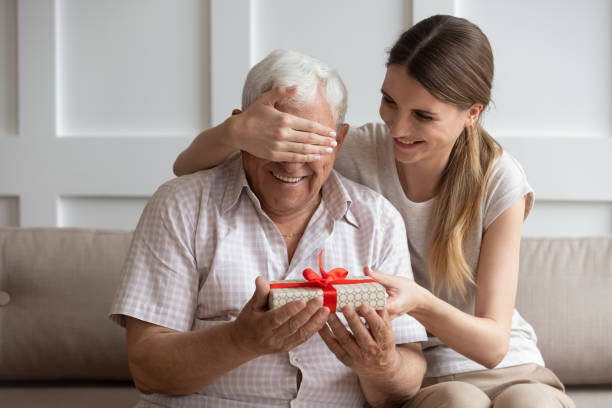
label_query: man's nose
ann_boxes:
[279,162,304,173]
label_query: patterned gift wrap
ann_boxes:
[268,250,387,312]
[268,277,387,311]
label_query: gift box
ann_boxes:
[268,250,387,312]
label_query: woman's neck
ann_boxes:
[395,157,448,203]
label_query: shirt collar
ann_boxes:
[220,154,251,215]
[221,156,359,229]
[321,170,359,229]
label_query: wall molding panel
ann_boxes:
[0,0,197,228]
[0,0,18,138]
[0,196,19,227]
[0,0,610,235]
[413,0,612,236]
[57,196,149,230]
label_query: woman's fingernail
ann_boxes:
[325,147,333,153]
[313,155,321,160]
[329,131,336,137]
[287,85,297,92]
[330,140,337,147]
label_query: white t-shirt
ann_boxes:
[335,122,545,378]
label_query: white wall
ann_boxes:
[0,0,610,237]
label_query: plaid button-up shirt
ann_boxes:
[110,154,427,407]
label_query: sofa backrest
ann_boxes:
[0,228,134,381]
[516,236,612,385]
[0,228,610,385]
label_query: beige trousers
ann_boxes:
[403,364,575,408]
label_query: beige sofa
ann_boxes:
[0,228,610,407]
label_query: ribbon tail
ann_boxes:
[318,250,327,278]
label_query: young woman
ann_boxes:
[173,15,574,408]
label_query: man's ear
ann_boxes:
[232,109,242,116]
[334,123,350,150]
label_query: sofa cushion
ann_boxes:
[517,237,612,385]
[0,228,134,380]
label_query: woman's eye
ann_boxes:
[414,111,433,121]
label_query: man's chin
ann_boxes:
[262,196,316,216]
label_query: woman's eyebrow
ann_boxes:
[414,108,437,116]
[381,89,437,116]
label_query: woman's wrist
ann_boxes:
[220,115,241,152]
[411,284,434,318]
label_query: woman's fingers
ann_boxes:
[267,151,321,163]
[364,266,406,315]
[364,266,399,289]
[287,115,337,139]
[259,85,299,106]
[287,131,337,148]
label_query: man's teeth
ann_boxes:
[273,173,304,183]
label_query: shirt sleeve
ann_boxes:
[483,152,535,231]
[109,181,200,332]
[371,198,428,345]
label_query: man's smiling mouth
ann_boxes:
[271,172,305,183]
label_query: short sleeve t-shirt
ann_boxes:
[334,122,544,378]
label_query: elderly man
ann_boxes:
[109,49,427,407]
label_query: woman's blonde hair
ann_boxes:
[388,15,502,298]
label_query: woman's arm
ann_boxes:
[173,86,338,176]
[368,197,526,369]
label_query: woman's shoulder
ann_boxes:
[346,122,389,145]
[335,122,391,189]
[338,122,390,163]
[487,151,532,197]
[483,150,534,228]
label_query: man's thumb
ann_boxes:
[250,276,271,310]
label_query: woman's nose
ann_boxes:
[389,114,413,138]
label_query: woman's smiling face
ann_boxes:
[379,64,477,166]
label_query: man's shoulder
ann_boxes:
[158,155,240,199]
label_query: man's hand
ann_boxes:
[319,304,426,406]
[230,276,330,357]
[319,304,401,377]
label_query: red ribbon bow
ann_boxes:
[270,250,375,312]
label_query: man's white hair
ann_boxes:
[242,49,348,125]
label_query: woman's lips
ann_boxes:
[394,138,424,149]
